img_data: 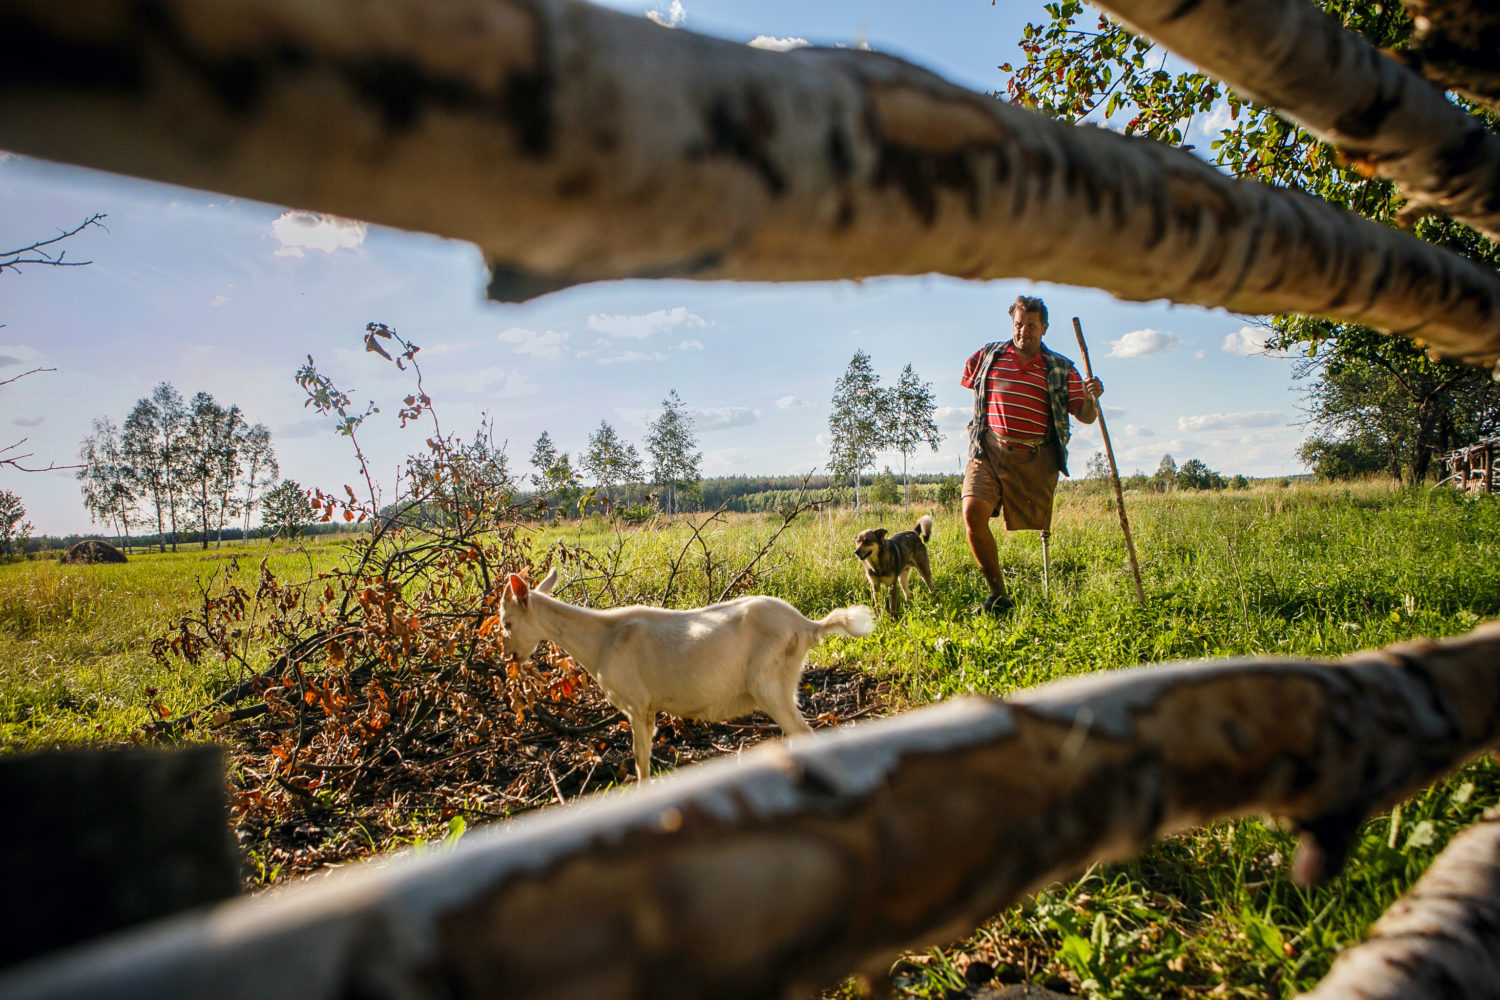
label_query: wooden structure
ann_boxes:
[3,0,1500,996]
[1441,435,1500,494]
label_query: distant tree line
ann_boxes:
[75,382,281,550]
[1083,453,1252,493]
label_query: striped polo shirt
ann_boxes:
[961,343,1087,440]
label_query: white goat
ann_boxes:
[498,568,875,780]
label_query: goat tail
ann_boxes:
[818,604,876,639]
[916,514,934,542]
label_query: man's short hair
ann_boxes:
[1008,295,1048,325]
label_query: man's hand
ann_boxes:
[1084,376,1104,398]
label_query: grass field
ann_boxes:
[3,479,1498,997]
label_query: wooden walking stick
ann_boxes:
[1072,317,1147,606]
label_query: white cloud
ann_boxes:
[777,395,813,410]
[497,326,569,359]
[646,0,685,28]
[270,211,367,257]
[1193,350,1205,360]
[702,447,751,475]
[597,350,666,365]
[587,306,708,340]
[673,339,704,351]
[1124,424,1154,438]
[276,419,331,440]
[748,35,811,51]
[210,294,229,307]
[13,415,44,428]
[1177,411,1285,432]
[1222,326,1268,357]
[441,366,539,397]
[1107,328,1183,358]
[689,406,759,431]
[1200,100,1234,137]
[0,345,45,369]
[935,405,971,430]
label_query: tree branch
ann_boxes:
[5,1,1500,362]
[1089,0,1500,242]
[1299,806,1500,999]
[0,214,107,274]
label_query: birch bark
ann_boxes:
[4,0,1500,362]
[1402,0,1500,113]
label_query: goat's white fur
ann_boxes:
[499,568,875,781]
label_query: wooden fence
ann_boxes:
[3,0,1500,996]
[1442,436,1500,494]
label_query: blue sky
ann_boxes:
[1,0,1302,537]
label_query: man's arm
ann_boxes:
[1069,370,1104,424]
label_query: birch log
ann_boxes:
[1402,0,1500,113]
[1299,806,1500,999]
[4,623,1500,1000]
[5,0,1500,364]
[1090,0,1500,244]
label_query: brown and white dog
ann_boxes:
[853,514,935,615]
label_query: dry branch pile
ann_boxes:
[145,326,872,882]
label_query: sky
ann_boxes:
[0,0,1304,537]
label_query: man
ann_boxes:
[961,295,1103,613]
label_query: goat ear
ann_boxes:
[506,573,530,609]
[537,567,559,595]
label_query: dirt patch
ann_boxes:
[222,664,892,886]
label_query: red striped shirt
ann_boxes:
[961,345,1086,439]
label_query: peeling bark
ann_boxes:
[1299,806,1500,999]
[1401,0,1500,113]
[4,623,1500,1000]
[4,0,1500,363]
[1089,0,1500,245]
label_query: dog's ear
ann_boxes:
[505,573,531,609]
[872,528,888,541]
[537,566,559,595]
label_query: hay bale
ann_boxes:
[61,539,128,564]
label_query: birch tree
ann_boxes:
[237,423,278,539]
[828,352,887,509]
[889,364,943,508]
[76,415,136,549]
[182,392,245,548]
[529,431,579,519]
[645,390,701,515]
[582,419,640,511]
[121,385,188,552]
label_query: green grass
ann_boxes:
[3,480,1500,996]
[0,540,349,747]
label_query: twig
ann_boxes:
[716,473,831,602]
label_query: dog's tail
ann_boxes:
[916,514,934,542]
[817,604,876,639]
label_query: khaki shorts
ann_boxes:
[962,429,1060,531]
